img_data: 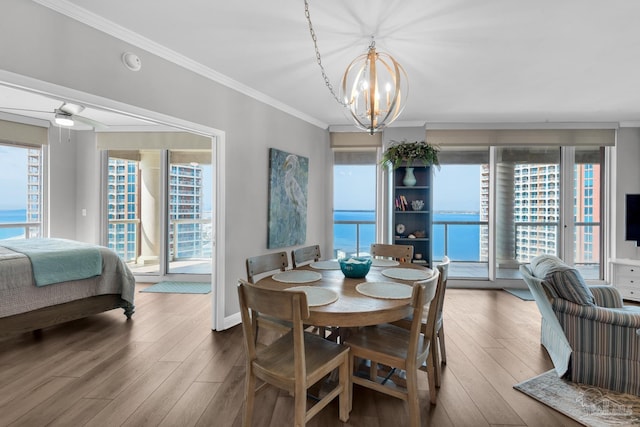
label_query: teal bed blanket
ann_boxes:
[0,238,102,286]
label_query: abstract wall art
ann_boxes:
[267,148,308,248]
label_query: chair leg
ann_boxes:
[338,353,350,422]
[348,354,355,413]
[294,380,306,427]
[431,343,442,388]
[406,366,421,427]
[243,370,256,427]
[427,355,437,405]
[439,326,447,365]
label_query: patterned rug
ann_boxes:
[514,370,640,426]
[503,288,535,301]
[140,281,211,294]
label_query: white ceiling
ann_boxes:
[4,0,640,130]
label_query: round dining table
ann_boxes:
[255,260,433,328]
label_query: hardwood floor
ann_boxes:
[0,285,581,426]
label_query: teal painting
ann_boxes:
[268,148,308,248]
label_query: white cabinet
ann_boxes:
[611,259,640,302]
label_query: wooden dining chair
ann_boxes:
[432,256,450,386]
[246,251,291,336]
[345,270,440,427]
[237,280,350,427]
[370,243,414,262]
[291,245,321,268]
[246,251,288,284]
[391,256,450,388]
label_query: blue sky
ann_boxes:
[334,164,481,212]
[1,149,480,213]
[0,147,214,212]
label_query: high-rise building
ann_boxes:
[26,148,42,238]
[479,161,599,266]
[107,158,206,261]
[168,164,205,259]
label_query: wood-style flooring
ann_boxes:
[0,285,582,426]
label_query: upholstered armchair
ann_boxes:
[521,254,640,396]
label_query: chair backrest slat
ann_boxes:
[292,245,321,268]
[370,243,414,261]
[239,279,309,321]
[246,251,288,283]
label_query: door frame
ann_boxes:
[0,71,227,330]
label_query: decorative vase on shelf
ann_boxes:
[403,167,417,187]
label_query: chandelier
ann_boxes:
[341,40,408,135]
[304,1,408,135]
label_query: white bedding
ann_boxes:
[0,244,135,318]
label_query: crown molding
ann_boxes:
[619,121,640,128]
[0,111,50,128]
[32,0,329,131]
[425,122,620,130]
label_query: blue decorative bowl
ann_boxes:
[338,256,372,278]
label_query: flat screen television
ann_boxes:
[626,194,640,243]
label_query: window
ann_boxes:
[572,147,603,279]
[106,148,212,276]
[0,144,42,239]
[433,149,490,279]
[333,150,377,258]
[333,164,376,258]
[495,147,560,278]
[426,128,612,283]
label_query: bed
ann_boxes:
[0,238,135,335]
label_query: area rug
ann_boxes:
[503,288,535,301]
[140,281,211,294]
[514,370,640,427]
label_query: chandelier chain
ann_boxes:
[304,0,348,107]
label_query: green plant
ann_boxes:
[380,139,440,170]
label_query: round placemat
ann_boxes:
[371,259,400,267]
[285,286,338,306]
[381,267,432,281]
[355,281,413,299]
[272,270,322,283]
[310,260,340,270]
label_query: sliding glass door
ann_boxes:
[167,149,212,274]
[432,148,489,279]
[427,144,606,282]
[106,148,212,276]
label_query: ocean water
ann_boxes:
[1,208,482,260]
[0,209,27,240]
[333,210,481,261]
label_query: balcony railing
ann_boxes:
[0,222,41,239]
[108,219,140,262]
[170,218,212,260]
[433,220,488,262]
[108,218,212,263]
[333,218,375,258]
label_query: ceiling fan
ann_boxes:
[0,102,108,129]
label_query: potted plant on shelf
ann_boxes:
[381,139,440,186]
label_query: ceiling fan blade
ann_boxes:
[59,102,85,115]
[73,114,108,130]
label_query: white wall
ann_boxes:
[48,129,77,239]
[614,128,640,261]
[0,0,331,321]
